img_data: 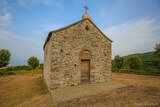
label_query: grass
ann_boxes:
[0,69,43,76]
[13,69,43,75]
[13,70,31,74]
[112,68,160,76]
[0,73,52,107]
[0,71,159,107]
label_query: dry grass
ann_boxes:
[0,74,52,107]
[0,73,160,107]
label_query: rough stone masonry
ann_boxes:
[43,13,112,90]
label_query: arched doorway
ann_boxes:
[80,50,91,83]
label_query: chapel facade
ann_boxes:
[43,13,112,90]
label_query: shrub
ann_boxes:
[114,55,124,71]
[128,56,142,70]
[154,44,160,57]
[39,63,43,70]
[0,65,31,72]
[0,49,11,68]
[27,56,39,75]
[0,70,15,76]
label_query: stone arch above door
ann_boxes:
[80,47,92,60]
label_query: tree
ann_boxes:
[128,56,142,70]
[154,44,160,57]
[114,55,124,72]
[39,63,43,70]
[0,49,11,68]
[27,56,39,76]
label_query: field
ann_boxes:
[0,74,52,107]
[0,72,160,107]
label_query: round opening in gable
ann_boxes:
[85,26,89,31]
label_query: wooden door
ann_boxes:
[81,60,90,83]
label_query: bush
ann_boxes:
[0,65,43,76]
[0,65,31,72]
[114,55,124,70]
[27,56,39,76]
[27,57,39,69]
[0,70,15,76]
[154,44,160,56]
[39,63,43,70]
[0,49,11,68]
[128,56,142,70]
[112,68,160,75]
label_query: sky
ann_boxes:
[0,0,160,66]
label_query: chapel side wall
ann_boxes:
[49,19,112,89]
[43,38,52,90]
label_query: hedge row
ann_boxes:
[112,68,160,76]
[0,65,32,72]
[0,71,15,76]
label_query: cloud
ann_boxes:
[0,0,12,13]
[17,0,62,9]
[42,0,60,5]
[0,29,43,66]
[0,0,12,27]
[99,9,107,18]
[17,0,42,8]
[104,17,160,58]
[0,13,11,26]
[35,25,62,36]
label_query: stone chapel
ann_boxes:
[43,12,112,90]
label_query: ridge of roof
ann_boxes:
[43,18,112,50]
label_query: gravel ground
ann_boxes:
[56,73,160,107]
[51,81,126,106]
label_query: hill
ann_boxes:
[112,51,160,75]
[123,51,160,62]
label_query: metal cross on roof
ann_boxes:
[84,5,89,13]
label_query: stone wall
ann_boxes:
[43,38,52,89]
[44,19,112,90]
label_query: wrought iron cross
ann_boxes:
[84,5,89,13]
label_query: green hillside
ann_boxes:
[112,51,160,75]
[124,52,160,62]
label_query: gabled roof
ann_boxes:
[43,18,112,49]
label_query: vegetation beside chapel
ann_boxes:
[1,44,159,76]
[0,64,43,76]
[0,49,11,68]
[112,51,160,75]
[0,49,43,76]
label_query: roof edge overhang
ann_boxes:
[43,18,113,50]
